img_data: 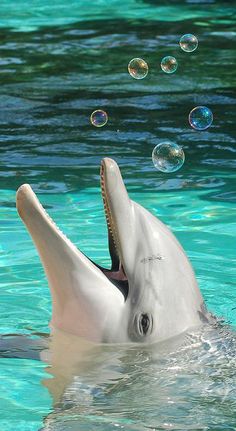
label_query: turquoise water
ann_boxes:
[0,0,236,430]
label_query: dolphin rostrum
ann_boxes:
[16,158,210,344]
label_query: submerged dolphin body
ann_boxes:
[16,158,210,344]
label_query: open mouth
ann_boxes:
[16,159,130,302]
[91,160,129,300]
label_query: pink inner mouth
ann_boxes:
[103,265,127,281]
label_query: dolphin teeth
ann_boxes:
[100,163,120,255]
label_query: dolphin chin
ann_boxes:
[16,158,211,344]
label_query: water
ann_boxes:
[0,0,236,429]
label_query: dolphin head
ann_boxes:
[16,158,206,344]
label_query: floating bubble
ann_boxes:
[90,110,108,127]
[189,106,213,130]
[128,58,149,79]
[179,34,198,52]
[161,56,178,74]
[152,141,185,173]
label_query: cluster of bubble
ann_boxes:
[90,34,213,174]
[152,105,214,173]
[128,33,198,78]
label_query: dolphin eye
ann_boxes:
[138,313,152,336]
[129,312,153,341]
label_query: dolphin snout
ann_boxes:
[101,158,119,194]
[16,184,36,220]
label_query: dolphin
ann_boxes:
[16,158,210,344]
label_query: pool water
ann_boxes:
[0,0,235,430]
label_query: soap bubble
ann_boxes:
[90,110,108,127]
[179,34,198,52]
[189,106,213,130]
[128,58,148,79]
[161,56,178,74]
[152,141,185,173]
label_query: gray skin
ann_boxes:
[16,158,210,344]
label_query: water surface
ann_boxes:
[0,0,235,430]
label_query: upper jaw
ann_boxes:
[100,157,125,259]
[100,158,135,279]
